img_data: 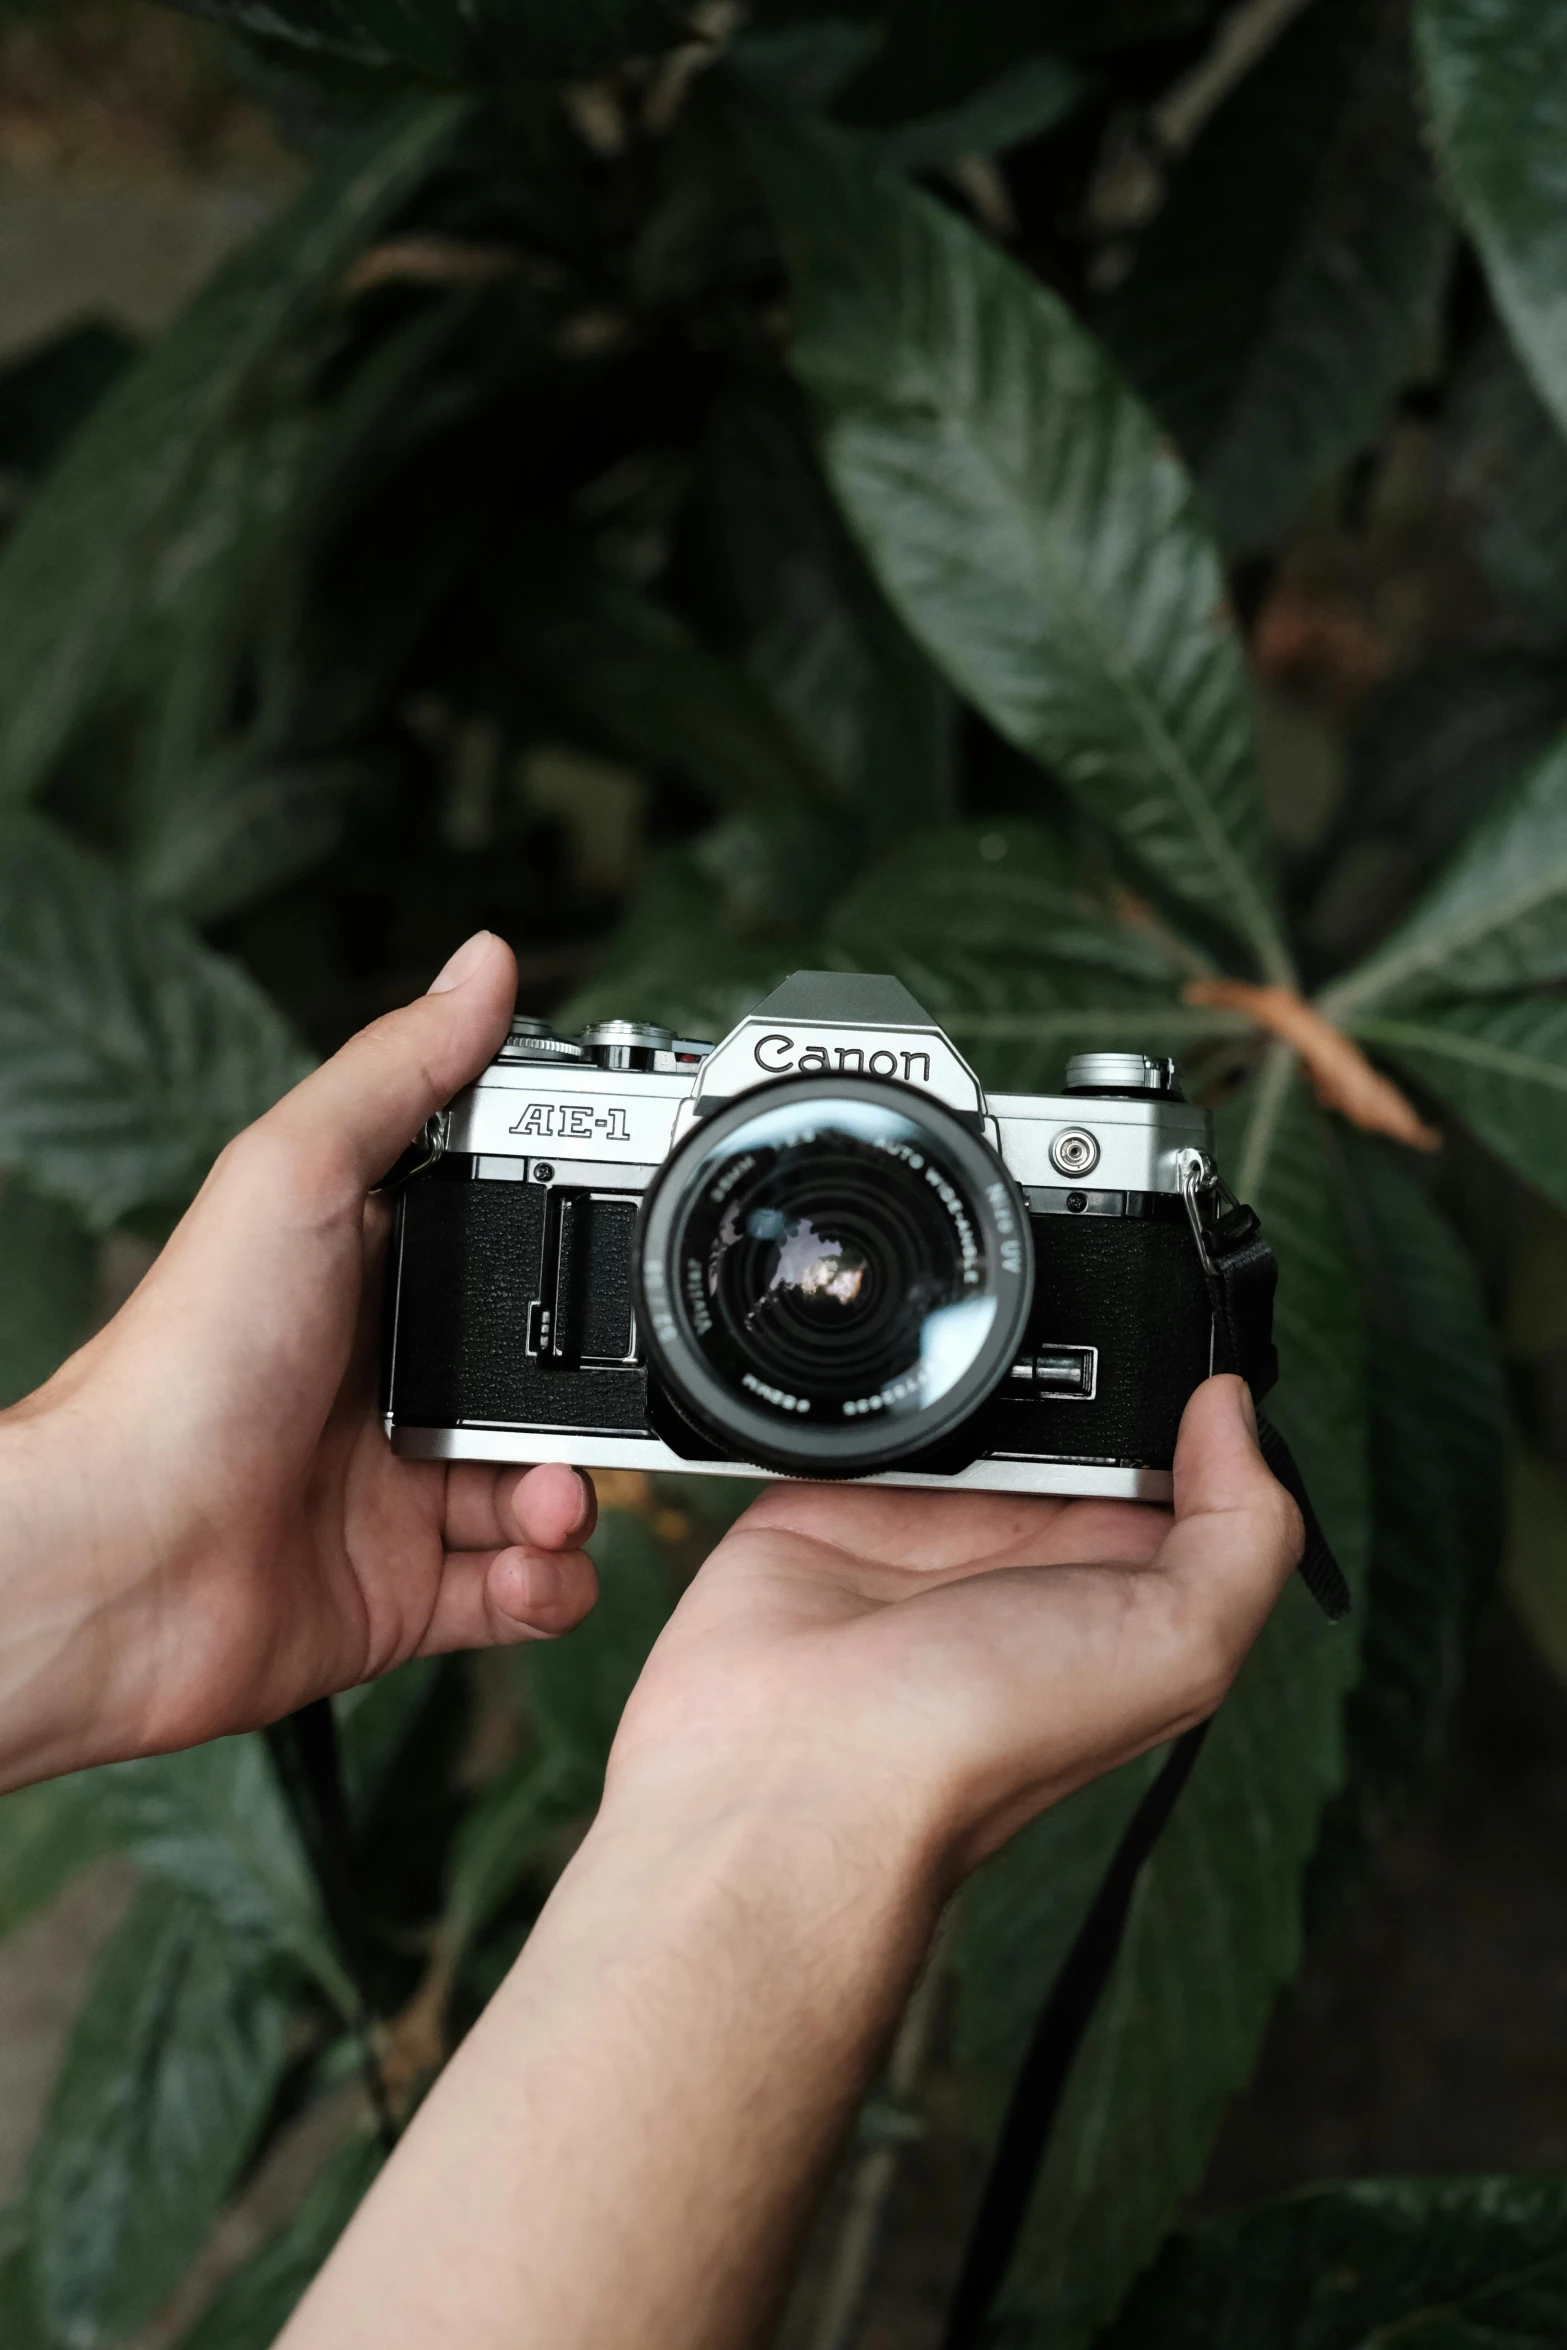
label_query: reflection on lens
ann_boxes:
[668,1099,1001,1431]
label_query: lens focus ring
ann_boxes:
[634,1076,1033,1476]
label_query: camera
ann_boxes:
[381,972,1226,1503]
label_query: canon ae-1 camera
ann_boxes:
[382,972,1234,1502]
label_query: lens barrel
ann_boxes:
[635,1077,1032,1474]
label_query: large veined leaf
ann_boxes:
[507,551,838,827]
[822,821,1250,1092]
[1417,0,1567,444]
[1446,320,1567,643]
[103,1735,355,2014]
[1305,653,1567,973]
[0,94,466,809]
[0,1173,95,1405]
[0,813,312,1229]
[1102,2173,1567,2347]
[560,851,796,1036]
[1106,0,1449,558]
[701,379,957,837]
[177,2132,384,2350]
[1321,728,1567,1014]
[744,111,1293,982]
[26,1882,294,2347]
[1323,1139,1505,1872]
[1351,995,1567,1214]
[986,1062,1368,2348]
[161,0,681,79]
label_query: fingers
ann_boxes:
[255,931,517,1203]
[1158,1375,1305,1668]
[443,1462,597,1555]
[417,1541,600,1657]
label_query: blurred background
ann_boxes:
[4,4,1567,2346]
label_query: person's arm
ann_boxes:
[282,1378,1299,2350]
[0,933,598,1792]
[0,931,1301,2346]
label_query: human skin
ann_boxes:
[0,933,1304,2345]
[0,932,600,1793]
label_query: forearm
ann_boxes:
[283,1783,941,2350]
[0,1393,133,1791]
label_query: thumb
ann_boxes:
[261,931,517,1193]
[1160,1374,1304,1656]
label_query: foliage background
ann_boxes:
[4,2,1567,2346]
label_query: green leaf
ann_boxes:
[1445,319,1567,642]
[987,1061,1368,2349]
[834,821,1251,1084]
[176,2132,384,2350]
[335,1657,443,1827]
[953,1754,1163,2134]
[560,850,796,1037]
[1106,0,1450,556]
[0,93,467,808]
[1417,0,1567,444]
[510,550,836,829]
[162,0,680,80]
[0,320,137,481]
[0,812,312,1229]
[0,2213,47,2350]
[871,53,1086,171]
[1322,729,1567,1015]
[1325,1140,1505,1866]
[701,379,957,836]
[0,1173,95,1406]
[441,1747,595,1960]
[822,820,1243,1091]
[522,1508,675,1770]
[27,1882,294,2347]
[103,1735,355,2014]
[0,1771,122,1943]
[745,111,1292,980]
[1305,652,1567,974]
[1102,2173,1567,2348]
[1352,996,1567,1214]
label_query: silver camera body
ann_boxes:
[383,973,1217,1503]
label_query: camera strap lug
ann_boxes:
[371,1111,449,1194]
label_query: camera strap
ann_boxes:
[1198,1197,1351,1625]
[939,1199,1348,2350]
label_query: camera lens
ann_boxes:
[635,1079,1032,1474]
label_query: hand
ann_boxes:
[607,1376,1304,1883]
[0,933,599,1790]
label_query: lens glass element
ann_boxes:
[640,1088,1029,1469]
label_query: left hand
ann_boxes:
[0,933,599,1790]
[605,1374,1303,1883]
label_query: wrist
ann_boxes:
[590,1750,948,1938]
[0,1393,161,1788]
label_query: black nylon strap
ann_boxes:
[938,1192,1349,2347]
[1200,1201,1351,1623]
[938,1721,1210,2350]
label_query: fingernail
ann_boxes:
[1236,1380,1258,1437]
[570,1468,597,1541]
[427,932,495,995]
